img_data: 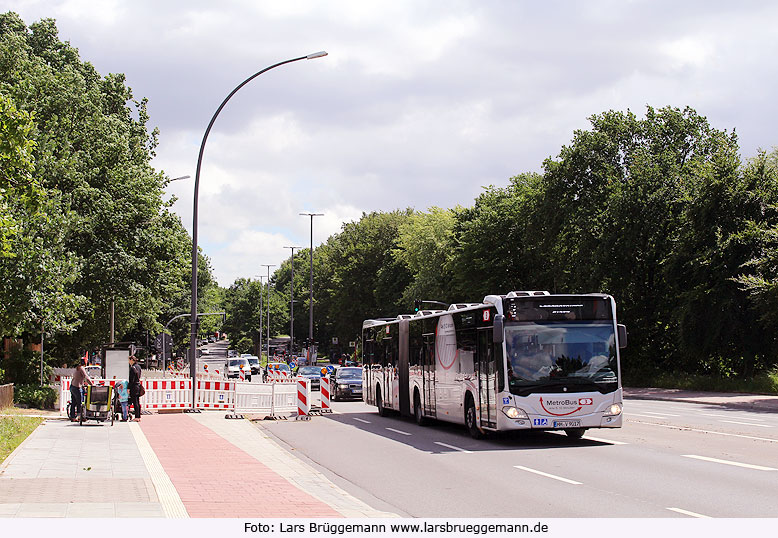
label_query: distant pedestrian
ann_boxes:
[69,357,93,422]
[115,379,130,421]
[129,355,143,422]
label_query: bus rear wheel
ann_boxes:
[414,391,427,426]
[465,395,484,439]
[376,387,388,417]
[565,428,586,439]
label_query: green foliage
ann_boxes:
[0,348,50,386]
[0,12,209,359]
[13,384,56,409]
[253,105,778,383]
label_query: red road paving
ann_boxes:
[139,414,342,518]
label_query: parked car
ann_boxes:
[226,358,251,381]
[263,362,292,381]
[332,367,363,401]
[296,366,323,391]
[227,349,238,358]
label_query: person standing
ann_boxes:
[69,357,93,422]
[128,355,143,422]
[115,379,130,421]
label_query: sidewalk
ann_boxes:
[0,411,397,518]
[624,387,778,412]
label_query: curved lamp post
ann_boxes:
[188,52,327,411]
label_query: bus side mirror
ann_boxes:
[493,314,504,343]
[617,324,628,349]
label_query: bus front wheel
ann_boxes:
[465,395,484,439]
[565,428,586,439]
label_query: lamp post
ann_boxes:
[283,246,303,354]
[188,52,327,411]
[261,264,275,359]
[254,275,265,359]
[299,213,323,360]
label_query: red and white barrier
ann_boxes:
[296,378,310,419]
[60,376,308,418]
[196,380,235,409]
[320,375,332,413]
[142,379,192,409]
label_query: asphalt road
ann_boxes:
[258,398,778,518]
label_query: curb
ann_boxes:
[625,394,778,413]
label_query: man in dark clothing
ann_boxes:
[69,358,93,421]
[129,355,143,422]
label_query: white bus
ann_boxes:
[362,291,627,439]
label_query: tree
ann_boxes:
[393,207,458,305]
[0,13,211,363]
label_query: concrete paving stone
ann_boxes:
[66,502,116,518]
[15,503,69,517]
[0,503,20,516]
[115,503,165,518]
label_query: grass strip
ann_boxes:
[0,413,44,463]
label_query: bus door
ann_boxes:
[477,328,496,428]
[422,333,436,417]
[398,321,410,416]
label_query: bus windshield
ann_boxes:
[505,321,618,396]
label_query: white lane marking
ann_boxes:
[434,442,472,453]
[682,454,778,471]
[667,507,711,518]
[628,419,778,443]
[353,418,371,424]
[720,420,772,428]
[627,413,674,419]
[700,413,764,421]
[514,466,582,485]
[385,427,412,436]
[583,436,628,445]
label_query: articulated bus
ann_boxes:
[362,291,627,439]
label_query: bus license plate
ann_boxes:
[553,420,581,428]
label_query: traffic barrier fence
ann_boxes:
[59,377,309,417]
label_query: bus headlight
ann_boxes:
[502,406,528,419]
[603,403,622,417]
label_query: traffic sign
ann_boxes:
[326,365,335,375]
[289,360,297,369]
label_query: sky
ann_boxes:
[6,0,778,286]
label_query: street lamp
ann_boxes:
[299,212,323,360]
[284,246,304,354]
[188,51,327,411]
[261,264,275,359]
[165,174,191,185]
[254,275,266,359]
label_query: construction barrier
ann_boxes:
[320,376,332,413]
[143,379,192,409]
[296,378,311,419]
[196,379,235,409]
[60,376,312,418]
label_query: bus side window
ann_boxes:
[457,328,476,375]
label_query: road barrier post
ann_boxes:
[296,378,310,420]
[320,375,332,413]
